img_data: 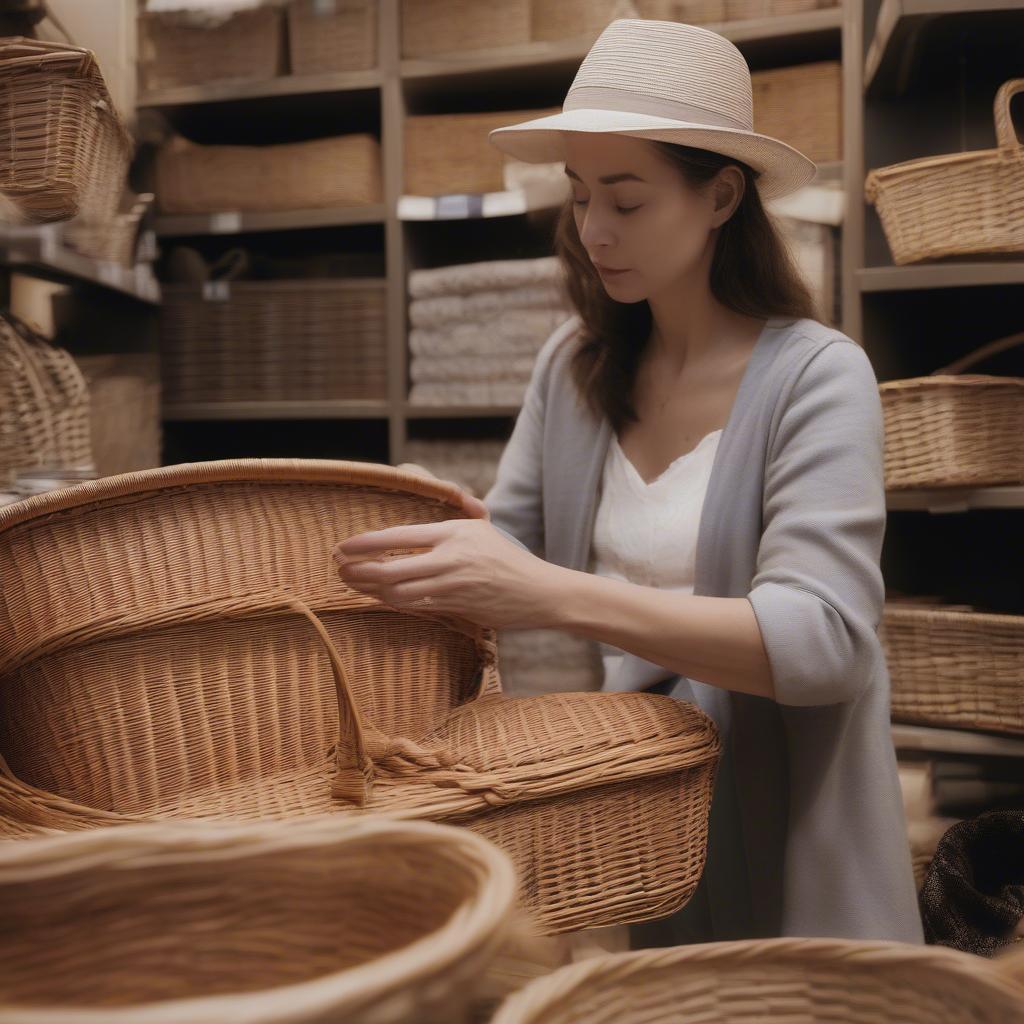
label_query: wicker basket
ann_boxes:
[0,313,94,489]
[0,38,131,224]
[160,279,388,404]
[880,603,1024,737]
[751,61,842,164]
[725,0,830,17]
[401,0,531,57]
[287,0,377,75]
[490,938,1024,1023]
[0,816,516,1024]
[531,0,635,41]
[0,461,720,935]
[633,0,727,24]
[155,132,382,214]
[405,108,560,196]
[881,332,1024,490]
[138,5,284,93]
[866,79,1024,265]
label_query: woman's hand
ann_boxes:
[333,517,561,631]
[396,462,489,521]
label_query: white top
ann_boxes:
[588,428,723,686]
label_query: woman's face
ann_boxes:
[563,134,738,302]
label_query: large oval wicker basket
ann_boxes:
[865,78,1024,265]
[0,460,720,935]
[881,331,1024,490]
[0,816,517,1024]
[490,938,1024,1023]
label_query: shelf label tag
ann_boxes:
[436,194,484,219]
[210,212,242,234]
[203,281,231,302]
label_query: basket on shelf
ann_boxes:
[160,279,388,404]
[155,133,382,214]
[0,816,517,1024]
[633,0,727,24]
[489,938,1024,1023]
[0,38,131,224]
[880,602,1024,738]
[725,0,827,16]
[531,0,637,41]
[0,460,721,935]
[0,312,93,489]
[138,4,284,93]
[751,60,841,164]
[865,78,1024,265]
[64,193,154,267]
[881,332,1024,490]
[401,0,531,57]
[287,0,378,74]
[405,108,560,196]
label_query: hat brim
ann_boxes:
[489,108,817,201]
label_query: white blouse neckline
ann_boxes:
[612,428,724,490]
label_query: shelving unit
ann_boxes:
[845,1,1024,787]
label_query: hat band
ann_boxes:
[563,86,750,132]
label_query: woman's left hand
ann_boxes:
[333,519,561,630]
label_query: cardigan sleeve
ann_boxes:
[484,316,580,556]
[746,339,888,707]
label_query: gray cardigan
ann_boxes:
[484,313,924,944]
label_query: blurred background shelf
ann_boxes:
[892,723,1024,759]
[857,263,1024,292]
[154,205,388,237]
[163,400,392,422]
[887,486,1024,513]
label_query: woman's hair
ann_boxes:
[556,141,819,429]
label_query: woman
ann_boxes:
[336,19,923,944]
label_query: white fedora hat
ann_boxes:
[489,19,817,201]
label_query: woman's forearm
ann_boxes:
[537,566,776,700]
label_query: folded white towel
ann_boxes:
[408,381,527,407]
[409,309,570,359]
[409,285,570,329]
[409,353,537,384]
[409,256,564,299]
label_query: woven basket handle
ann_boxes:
[995,79,1024,154]
[932,330,1024,376]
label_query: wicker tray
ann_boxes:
[0,38,131,224]
[0,817,516,1024]
[401,0,530,57]
[880,603,1024,737]
[881,332,1024,490]
[866,78,1024,265]
[0,461,720,935]
[490,938,1024,1023]
[405,108,560,196]
[160,279,388,404]
[288,0,377,74]
[138,5,284,93]
[155,133,382,214]
[751,60,842,164]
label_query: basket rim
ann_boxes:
[883,604,1024,628]
[0,815,518,1024]
[879,374,1024,391]
[0,459,470,534]
[491,937,1024,1022]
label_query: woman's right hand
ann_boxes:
[396,462,490,521]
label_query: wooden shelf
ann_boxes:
[154,205,387,237]
[887,486,1024,513]
[0,224,160,304]
[163,400,391,421]
[865,0,1024,99]
[892,723,1024,758]
[858,262,1024,292]
[400,8,842,81]
[403,404,520,419]
[138,69,383,109]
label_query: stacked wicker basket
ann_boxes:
[867,79,1024,742]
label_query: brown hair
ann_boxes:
[556,141,819,430]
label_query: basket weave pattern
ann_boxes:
[0,461,720,934]
[288,0,377,74]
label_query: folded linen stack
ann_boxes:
[402,438,507,500]
[407,256,573,407]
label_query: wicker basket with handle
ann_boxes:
[866,78,1024,265]
[155,133,382,214]
[138,5,284,93]
[0,816,516,1024]
[0,460,720,935]
[288,0,377,74]
[881,331,1024,490]
[490,938,1024,1023]
[0,38,131,224]
[0,312,94,489]
[880,602,1024,737]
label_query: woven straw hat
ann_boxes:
[489,19,817,200]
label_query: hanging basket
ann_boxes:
[881,331,1024,490]
[0,816,517,1024]
[866,79,1024,265]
